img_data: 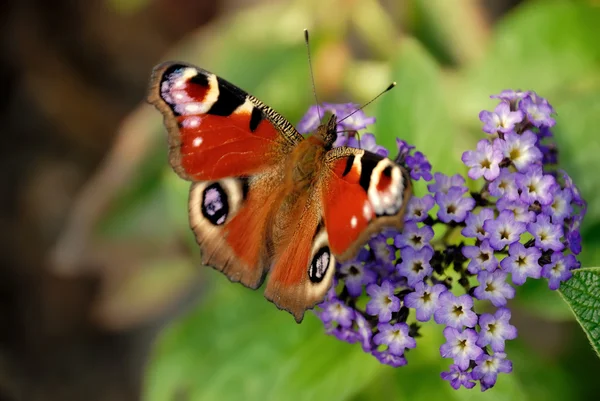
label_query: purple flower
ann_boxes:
[519,93,556,128]
[298,102,378,142]
[319,299,354,328]
[394,222,434,251]
[542,252,577,290]
[472,353,513,391]
[332,132,348,148]
[477,308,517,351]
[500,242,542,285]
[490,89,530,104]
[326,324,361,344]
[404,282,447,322]
[434,292,478,329]
[461,208,495,240]
[473,270,515,306]
[461,139,503,181]
[355,247,372,263]
[369,234,397,270]
[405,151,433,181]
[297,104,324,133]
[516,165,557,206]
[567,228,582,255]
[538,125,553,139]
[542,187,573,224]
[405,195,435,223]
[374,322,416,355]
[440,327,483,370]
[354,312,373,352]
[356,133,389,157]
[495,131,542,171]
[483,210,526,251]
[435,187,476,223]
[527,214,564,252]
[441,365,476,390]
[427,172,467,195]
[339,260,377,296]
[539,142,558,165]
[373,350,407,367]
[489,169,520,200]
[496,197,536,223]
[341,134,389,157]
[463,239,498,274]
[324,102,376,131]
[479,102,524,134]
[310,95,587,389]
[395,139,415,162]
[365,281,401,322]
[397,247,434,287]
[561,169,586,208]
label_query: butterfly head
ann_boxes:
[314,114,338,148]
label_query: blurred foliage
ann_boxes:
[97,0,600,400]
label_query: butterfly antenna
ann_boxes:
[337,82,396,125]
[304,29,322,121]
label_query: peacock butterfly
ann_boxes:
[147,61,412,322]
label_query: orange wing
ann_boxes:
[148,62,303,181]
[148,62,302,290]
[322,147,412,261]
[263,191,336,322]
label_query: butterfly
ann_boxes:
[147,62,412,322]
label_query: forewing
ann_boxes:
[321,147,412,261]
[147,62,303,181]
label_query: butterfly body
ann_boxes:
[148,62,412,322]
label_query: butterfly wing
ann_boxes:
[148,62,412,323]
[148,62,303,181]
[148,62,302,289]
[263,190,337,323]
[322,147,412,261]
[263,146,412,323]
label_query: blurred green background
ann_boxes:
[1,0,599,400]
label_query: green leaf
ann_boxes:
[559,267,600,358]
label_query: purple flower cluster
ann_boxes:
[303,91,587,391]
[297,102,389,156]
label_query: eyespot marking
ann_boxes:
[309,247,331,283]
[201,183,229,225]
[368,160,405,216]
[160,66,219,116]
[377,165,393,191]
[189,72,209,87]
